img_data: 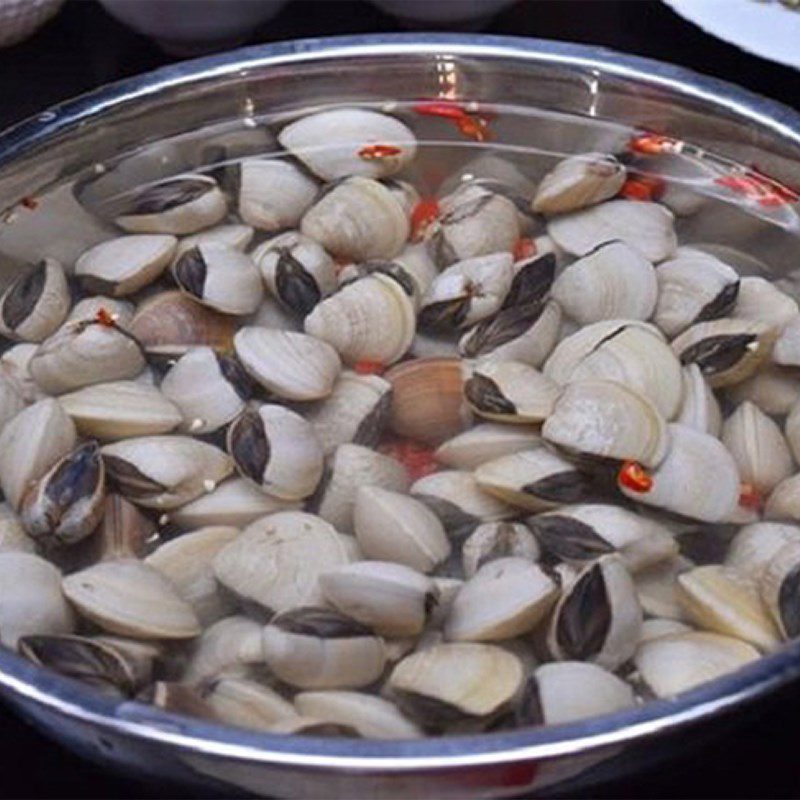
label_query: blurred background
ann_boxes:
[0,1,798,798]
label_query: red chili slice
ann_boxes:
[379,437,439,482]
[410,198,440,241]
[513,237,537,261]
[358,143,403,161]
[620,175,666,202]
[618,460,653,493]
[353,360,385,376]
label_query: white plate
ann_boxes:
[664,0,800,71]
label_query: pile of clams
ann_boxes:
[2,104,800,740]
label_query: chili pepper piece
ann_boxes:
[20,196,38,211]
[379,437,439,482]
[358,144,403,161]
[410,198,440,241]
[95,307,117,328]
[618,460,653,493]
[738,482,763,512]
[620,175,666,202]
[353,360,385,376]
[628,133,683,156]
[512,237,537,261]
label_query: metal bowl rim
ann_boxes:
[1,32,799,772]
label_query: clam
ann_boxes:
[785,399,800,463]
[88,494,155,564]
[387,643,524,730]
[129,290,236,357]
[63,558,200,639]
[434,423,542,470]
[461,521,540,578]
[205,676,298,731]
[174,223,254,261]
[528,504,677,572]
[353,486,451,573]
[115,174,227,235]
[252,231,337,317]
[676,565,779,651]
[67,296,135,327]
[294,691,422,740]
[547,555,642,670]
[676,364,722,437]
[445,557,558,642]
[278,108,416,181]
[0,258,70,343]
[267,716,358,736]
[248,295,302,332]
[418,253,513,333]
[672,318,776,388]
[733,277,799,328]
[75,234,176,296]
[20,441,106,547]
[384,357,472,446]
[772,315,800,367]
[182,616,265,684]
[232,158,318,232]
[426,184,520,267]
[542,379,669,468]
[516,661,635,726]
[234,328,340,402]
[30,318,146,395]
[145,526,239,626]
[59,381,183,440]
[722,401,794,494]
[18,634,154,697]
[410,470,515,531]
[652,250,740,337]
[759,541,800,640]
[764,473,800,522]
[725,522,800,583]
[619,423,740,523]
[728,364,800,417]
[310,443,409,534]
[301,176,409,261]
[0,372,25,434]
[0,552,75,648]
[634,631,759,698]
[213,512,352,613]
[394,242,439,301]
[638,618,694,643]
[551,240,657,324]
[304,371,391,456]
[227,404,323,500]
[170,477,301,530]
[142,682,219,720]
[172,244,263,316]
[261,606,386,690]
[531,153,626,215]
[320,561,438,637]
[304,272,415,366]
[634,555,693,621]
[547,200,677,263]
[160,347,250,434]
[102,435,233,509]
[0,398,77,510]
[0,342,44,403]
[464,361,560,424]
[474,449,611,513]
[0,502,35,554]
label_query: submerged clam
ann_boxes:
[434,423,541,471]
[759,541,800,641]
[676,364,722,436]
[461,521,540,578]
[205,676,297,731]
[733,277,799,328]
[532,153,626,215]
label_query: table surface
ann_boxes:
[1,1,799,797]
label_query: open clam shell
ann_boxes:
[532,153,626,215]
[461,521,540,578]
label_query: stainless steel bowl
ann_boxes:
[1,34,800,799]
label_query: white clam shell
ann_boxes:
[638,618,694,644]
[722,401,794,494]
[237,159,318,232]
[62,559,201,639]
[1,343,44,404]
[183,616,265,684]
[0,503,36,554]
[759,541,800,640]
[444,557,559,642]
[728,364,800,417]
[313,443,409,534]
[466,360,559,423]
[532,153,626,215]
[551,240,657,324]
[207,677,298,731]
[294,691,422,740]
[547,200,677,262]
[67,296,135,327]
[145,526,240,627]
[461,521,540,578]
[174,223,254,262]
[634,555,694,621]
[726,522,800,583]
[773,314,800,368]
[301,176,409,261]
[620,423,739,523]
[234,328,340,401]
[634,631,759,698]
[353,486,451,573]
[395,242,439,301]
[542,378,669,468]
[101,435,233,510]
[0,372,25,435]
[213,511,353,612]
[0,398,77,510]
[764,473,800,522]
[305,273,415,366]
[279,108,416,181]
[59,380,183,440]
[530,661,635,725]
[0,259,71,343]
[434,423,542,470]
[733,277,799,328]
[676,364,722,437]
[75,234,176,297]
[0,553,75,649]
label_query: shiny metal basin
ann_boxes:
[0,33,799,799]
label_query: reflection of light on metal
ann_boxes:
[434,55,459,99]
[587,71,601,117]
[461,173,474,183]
